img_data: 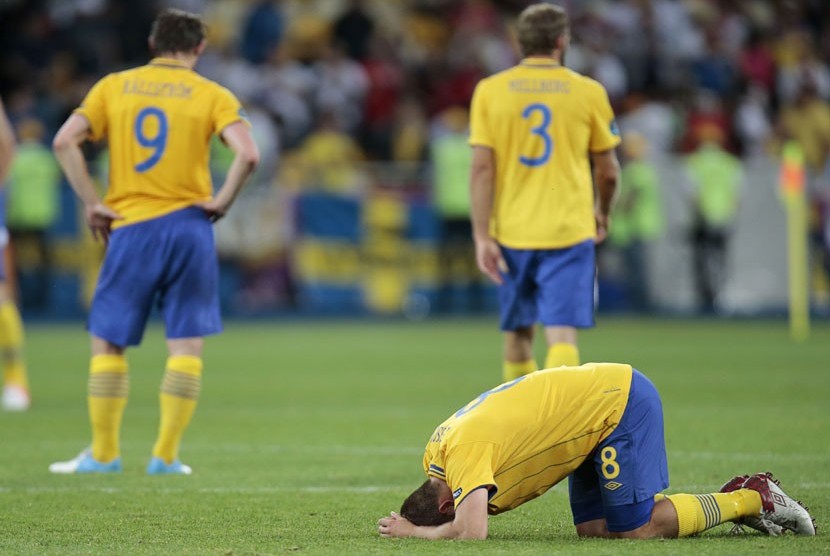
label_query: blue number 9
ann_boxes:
[134,107,168,172]
[519,103,553,167]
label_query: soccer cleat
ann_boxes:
[49,448,122,474]
[720,474,782,535]
[146,457,192,475]
[2,385,30,411]
[722,472,816,536]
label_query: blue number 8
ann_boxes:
[454,375,527,418]
[134,107,168,172]
[519,103,553,167]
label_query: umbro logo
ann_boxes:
[772,492,786,506]
[604,481,623,491]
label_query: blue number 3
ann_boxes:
[134,107,168,172]
[519,103,553,167]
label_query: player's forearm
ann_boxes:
[411,520,487,540]
[53,142,100,207]
[594,162,619,219]
[213,151,258,210]
[469,170,494,242]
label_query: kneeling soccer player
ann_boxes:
[377,363,816,540]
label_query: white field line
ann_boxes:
[0,485,402,495]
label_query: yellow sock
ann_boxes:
[88,354,129,463]
[503,359,536,381]
[544,343,579,368]
[667,490,762,537]
[152,355,202,464]
[0,301,27,390]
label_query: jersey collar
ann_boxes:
[149,57,191,70]
[521,57,563,68]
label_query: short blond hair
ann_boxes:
[517,3,569,57]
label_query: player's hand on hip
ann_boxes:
[195,199,229,223]
[475,236,507,285]
[85,203,123,244]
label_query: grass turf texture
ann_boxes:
[0,317,828,555]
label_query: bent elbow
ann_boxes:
[242,146,261,170]
[52,134,69,154]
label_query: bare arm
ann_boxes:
[53,113,122,243]
[0,99,16,184]
[198,121,260,222]
[378,488,489,540]
[469,145,506,284]
[591,148,620,243]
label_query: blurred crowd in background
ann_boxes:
[0,0,829,318]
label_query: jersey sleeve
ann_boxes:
[212,86,249,137]
[588,83,621,153]
[468,81,494,149]
[444,442,497,508]
[74,76,111,141]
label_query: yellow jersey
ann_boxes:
[75,57,247,228]
[469,58,621,249]
[423,363,632,514]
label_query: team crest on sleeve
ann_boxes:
[610,119,620,136]
[453,488,463,499]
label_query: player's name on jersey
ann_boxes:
[122,79,193,99]
[509,79,571,94]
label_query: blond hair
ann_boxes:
[517,3,569,57]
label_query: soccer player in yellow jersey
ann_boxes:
[469,4,620,381]
[0,98,31,411]
[378,365,816,539]
[49,9,259,474]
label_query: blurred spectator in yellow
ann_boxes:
[7,117,60,312]
[684,124,743,313]
[778,76,830,177]
[391,96,428,164]
[609,132,663,312]
[774,30,830,105]
[296,110,365,193]
[430,106,481,313]
[779,76,830,308]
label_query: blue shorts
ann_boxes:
[88,207,222,347]
[568,369,669,532]
[498,240,595,331]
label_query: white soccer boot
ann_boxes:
[722,472,816,536]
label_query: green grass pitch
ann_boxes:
[1,317,828,555]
